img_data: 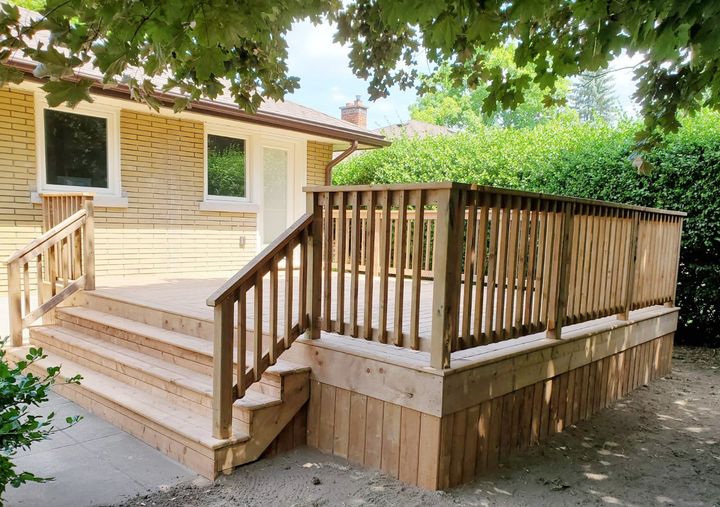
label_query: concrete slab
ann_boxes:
[4,392,198,506]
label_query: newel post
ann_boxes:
[212,297,234,439]
[82,198,95,291]
[306,191,322,339]
[618,210,640,320]
[546,201,575,340]
[7,261,22,346]
[429,186,465,369]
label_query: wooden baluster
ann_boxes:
[378,191,392,343]
[472,196,489,344]
[513,198,530,336]
[349,192,361,336]
[494,196,511,340]
[284,242,294,347]
[363,191,377,340]
[322,192,333,330]
[539,202,558,327]
[36,254,44,309]
[238,289,247,396]
[460,192,477,348]
[393,190,408,346]
[667,216,683,306]
[48,243,57,296]
[306,192,322,339]
[484,194,501,342]
[336,192,347,334]
[569,204,586,322]
[212,296,235,439]
[254,272,263,381]
[299,229,308,331]
[269,258,279,366]
[531,201,549,331]
[429,187,465,369]
[22,262,30,318]
[73,227,82,279]
[503,196,521,339]
[522,199,539,333]
[424,217,433,272]
[547,201,575,339]
[618,211,640,320]
[409,190,424,350]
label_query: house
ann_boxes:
[2,9,685,492]
[374,119,455,139]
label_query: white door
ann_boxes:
[261,144,292,246]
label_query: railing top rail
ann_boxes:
[303,182,686,217]
[39,192,95,198]
[5,208,87,264]
[206,213,314,307]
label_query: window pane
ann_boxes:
[207,134,246,198]
[44,109,108,188]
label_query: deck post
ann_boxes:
[429,186,465,369]
[618,211,640,320]
[306,191,322,339]
[546,201,575,339]
[82,198,95,291]
[7,261,22,346]
[212,297,235,439]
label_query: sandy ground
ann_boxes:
[117,346,720,507]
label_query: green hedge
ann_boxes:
[334,112,720,346]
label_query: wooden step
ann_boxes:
[55,306,309,395]
[6,346,248,479]
[29,325,282,432]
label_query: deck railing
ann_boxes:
[209,182,683,438]
[6,197,95,346]
[306,183,685,368]
[206,213,316,439]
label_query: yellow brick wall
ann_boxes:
[0,87,335,293]
[306,141,333,186]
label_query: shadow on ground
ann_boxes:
[115,346,720,507]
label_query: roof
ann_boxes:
[5,7,388,148]
[373,119,454,139]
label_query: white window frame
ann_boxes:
[35,96,121,198]
[204,125,252,204]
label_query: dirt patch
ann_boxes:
[117,346,720,507]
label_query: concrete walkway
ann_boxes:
[5,392,200,507]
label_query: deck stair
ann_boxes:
[6,302,310,479]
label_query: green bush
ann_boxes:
[334,112,720,346]
[0,340,82,499]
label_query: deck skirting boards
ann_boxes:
[301,309,676,490]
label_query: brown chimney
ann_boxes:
[340,95,368,129]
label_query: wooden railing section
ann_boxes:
[40,192,94,232]
[306,183,685,369]
[6,198,95,346]
[206,213,316,439]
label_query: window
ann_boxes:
[207,134,247,199]
[44,109,108,188]
[37,99,121,203]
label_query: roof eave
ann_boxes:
[6,59,390,148]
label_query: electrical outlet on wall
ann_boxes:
[238,236,246,249]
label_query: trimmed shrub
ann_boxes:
[334,112,720,346]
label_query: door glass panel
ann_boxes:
[263,147,288,243]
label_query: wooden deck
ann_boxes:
[94,272,438,349]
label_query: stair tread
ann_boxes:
[31,325,281,410]
[8,346,250,450]
[58,306,311,376]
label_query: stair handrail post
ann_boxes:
[7,260,22,346]
[429,186,465,369]
[306,191,322,339]
[546,201,575,339]
[212,296,235,439]
[82,197,95,291]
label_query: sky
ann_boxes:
[285,19,642,129]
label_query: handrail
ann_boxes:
[208,211,317,439]
[7,198,94,346]
[207,213,314,306]
[6,209,87,264]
